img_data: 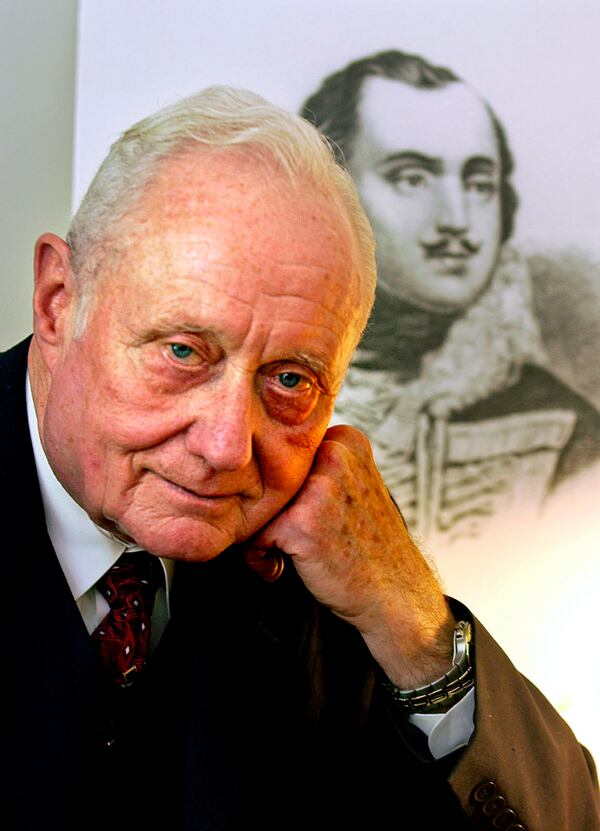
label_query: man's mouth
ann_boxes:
[148,470,243,505]
[167,478,238,500]
[428,251,470,260]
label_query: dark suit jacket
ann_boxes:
[1,338,598,830]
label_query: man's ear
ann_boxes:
[33,233,77,357]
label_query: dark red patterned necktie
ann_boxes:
[91,550,163,688]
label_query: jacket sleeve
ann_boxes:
[448,610,600,830]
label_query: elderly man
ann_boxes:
[1,86,597,830]
[301,50,600,545]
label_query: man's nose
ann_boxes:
[184,373,256,472]
[435,177,469,235]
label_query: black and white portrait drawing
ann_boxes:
[300,50,600,549]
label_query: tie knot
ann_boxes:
[97,550,163,610]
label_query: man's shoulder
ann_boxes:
[0,335,32,386]
[0,336,32,435]
[0,336,38,500]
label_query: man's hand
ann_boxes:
[245,424,456,689]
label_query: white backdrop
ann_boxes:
[74,0,600,761]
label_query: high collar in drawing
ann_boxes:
[333,245,549,453]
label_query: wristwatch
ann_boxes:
[382,620,474,712]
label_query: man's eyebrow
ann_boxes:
[377,151,443,175]
[462,156,498,176]
[133,323,220,344]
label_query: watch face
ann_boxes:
[453,620,472,665]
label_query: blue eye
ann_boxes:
[170,343,194,360]
[279,372,301,388]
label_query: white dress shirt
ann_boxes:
[25,372,474,758]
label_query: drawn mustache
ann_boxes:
[422,237,481,257]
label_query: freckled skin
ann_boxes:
[31,149,454,688]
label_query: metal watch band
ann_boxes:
[382,620,474,712]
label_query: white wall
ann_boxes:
[0,0,78,351]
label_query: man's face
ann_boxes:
[347,78,502,314]
[40,152,364,560]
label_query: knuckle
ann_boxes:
[325,424,374,456]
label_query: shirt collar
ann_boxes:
[25,373,174,603]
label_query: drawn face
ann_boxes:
[41,151,365,560]
[348,78,502,314]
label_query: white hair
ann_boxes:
[66,85,376,335]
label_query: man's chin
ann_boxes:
[109,514,240,562]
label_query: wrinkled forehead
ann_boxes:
[129,149,355,262]
[354,77,499,165]
[102,149,369,352]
